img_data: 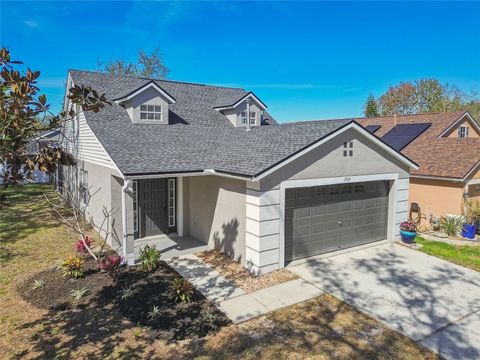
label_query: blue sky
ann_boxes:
[1,1,479,122]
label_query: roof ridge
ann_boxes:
[281,118,354,125]
[354,111,465,120]
[68,69,246,91]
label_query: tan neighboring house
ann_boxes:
[58,70,419,273]
[357,112,480,225]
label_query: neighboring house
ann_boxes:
[0,127,60,184]
[357,112,480,224]
[59,70,417,274]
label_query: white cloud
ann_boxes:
[24,20,39,28]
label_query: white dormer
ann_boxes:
[215,92,267,128]
[114,81,176,125]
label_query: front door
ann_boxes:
[138,179,168,237]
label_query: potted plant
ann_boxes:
[400,220,417,243]
[462,199,480,240]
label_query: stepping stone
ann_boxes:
[250,278,323,311]
[167,254,245,303]
[217,294,269,324]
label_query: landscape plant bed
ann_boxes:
[196,249,298,293]
[18,256,231,341]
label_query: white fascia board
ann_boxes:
[438,112,480,137]
[63,72,74,113]
[252,122,419,182]
[214,92,267,111]
[124,169,250,181]
[114,82,176,104]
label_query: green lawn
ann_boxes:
[415,236,480,272]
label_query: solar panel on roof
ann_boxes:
[365,125,381,133]
[381,123,431,151]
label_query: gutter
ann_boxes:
[121,178,132,264]
[124,169,253,182]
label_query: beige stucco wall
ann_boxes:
[445,117,480,138]
[409,178,464,220]
[260,128,410,191]
[187,175,247,264]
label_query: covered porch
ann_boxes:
[133,234,208,261]
[118,174,247,266]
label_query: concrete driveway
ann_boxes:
[289,243,480,360]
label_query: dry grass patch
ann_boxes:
[186,293,439,360]
[196,249,298,292]
[0,185,439,359]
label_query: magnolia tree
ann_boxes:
[0,47,123,274]
[0,47,110,187]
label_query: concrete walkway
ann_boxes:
[289,243,480,360]
[167,254,323,323]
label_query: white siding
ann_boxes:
[63,107,117,170]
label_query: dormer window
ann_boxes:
[249,112,257,125]
[240,111,257,126]
[459,125,469,138]
[140,104,162,121]
[240,111,247,125]
[113,81,176,125]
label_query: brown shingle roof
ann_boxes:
[356,112,480,179]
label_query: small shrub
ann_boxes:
[400,220,417,232]
[147,304,161,321]
[70,287,88,301]
[74,235,92,253]
[169,278,194,303]
[99,255,124,279]
[139,245,161,272]
[120,285,135,300]
[61,255,85,279]
[32,279,45,290]
[441,216,462,237]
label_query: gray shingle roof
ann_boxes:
[69,70,351,177]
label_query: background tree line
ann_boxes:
[363,78,480,120]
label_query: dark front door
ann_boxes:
[138,179,168,237]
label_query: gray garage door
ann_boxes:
[285,181,389,263]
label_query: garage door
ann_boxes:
[285,181,389,263]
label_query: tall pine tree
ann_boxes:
[364,94,380,117]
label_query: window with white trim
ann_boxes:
[249,111,256,125]
[79,169,89,206]
[459,125,469,138]
[168,179,176,227]
[140,104,162,120]
[240,111,247,125]
[132,180,138,233]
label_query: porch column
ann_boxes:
[177,176,184,236]
[245,181,282,274]
[122,179,135,265]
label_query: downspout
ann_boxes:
[121,178,132,264]
[246,98,251,130]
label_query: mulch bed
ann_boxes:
[196,249,299,293]
[17,256,230,341]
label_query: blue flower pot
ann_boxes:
[461,224,477,240]
[400,230,416,243]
